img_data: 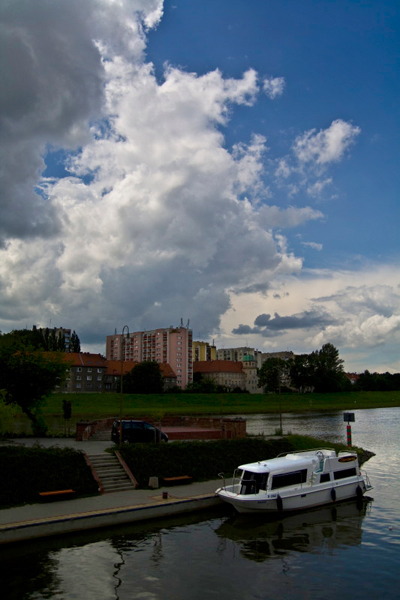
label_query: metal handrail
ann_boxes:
[277,447,336,457]
[218,472,226,490]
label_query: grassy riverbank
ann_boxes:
[46,390,400,419]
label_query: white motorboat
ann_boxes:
[215,448,373,514]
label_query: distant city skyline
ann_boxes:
[1,1,398,373]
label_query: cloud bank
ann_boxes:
[3,0,396,373]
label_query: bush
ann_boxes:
[0,446,99,507]
[119,437,294,487]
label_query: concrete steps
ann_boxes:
[90,429,112,441]
[86,452,135,493]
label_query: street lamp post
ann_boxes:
[119,325,130,448]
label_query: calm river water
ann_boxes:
[2,408,400,599]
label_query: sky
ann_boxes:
[0,0,399,373]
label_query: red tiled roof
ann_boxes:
[345,372,360,381]
[106,360,176,379]
[107,360,138,375]
[55,353,176,378]
[193,360,245,374]
[55,352,107,368]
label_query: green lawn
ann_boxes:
[45,390,400,419]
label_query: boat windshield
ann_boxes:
[240,470,269,495]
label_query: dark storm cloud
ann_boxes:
[233,308,337,337]
[0,0,122,243]
[233,282,271,295]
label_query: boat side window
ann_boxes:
[271,469,307,490]
[320,473,330,483]
[333,467,357,480]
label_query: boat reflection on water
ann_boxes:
[215,497,373,563]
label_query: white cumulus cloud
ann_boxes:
[293,119,361,165]
[263,76,285,99]
[0,0,373,354]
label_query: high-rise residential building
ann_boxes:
[106,325,193,388]
[193,340,217,362]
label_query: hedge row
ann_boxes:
[0,446,98,507]
[119,437,295,487]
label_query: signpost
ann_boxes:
[343,412,355,447]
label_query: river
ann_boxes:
[2,407,400,599]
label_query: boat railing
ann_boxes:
[218,472,226,489]
[361,470,373,490]
[277,447,336,458]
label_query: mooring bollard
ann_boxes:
[162,491,168,500]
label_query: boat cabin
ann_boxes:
[236,449,359,495]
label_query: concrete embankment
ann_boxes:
[0,480,224,545]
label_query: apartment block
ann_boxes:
[217,347,294,368]
[106,326,193,388]
[193,340,217,362]
[216,346,259,364]
[215,347,295,392]
[62,353,107,392]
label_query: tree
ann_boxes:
[0,337,67,435]
[312,343,349,393]
[122,361,164,394]
[69,331,81,353]
[0,390,15,435]
[288,354,317,393]
[258,358,290,393]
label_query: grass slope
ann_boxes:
[45,391,400,419]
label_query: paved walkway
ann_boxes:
[0,479,222,526]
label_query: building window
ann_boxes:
[76,376,81,381]
[77,367,82,372]
[87,368,92,372]
[87,376,92,381]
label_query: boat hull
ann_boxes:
[216,478,369,514]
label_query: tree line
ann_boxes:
[353,370,400,392]
[0,327,81,353]
[260,343,348,393]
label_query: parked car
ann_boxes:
[111,420,168,444]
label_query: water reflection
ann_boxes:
[2,408,400,600]
[216,498,372,563]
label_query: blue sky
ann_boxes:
[146,0,398,267]
[0,0,399,372]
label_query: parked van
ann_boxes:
[111,420,168,444]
